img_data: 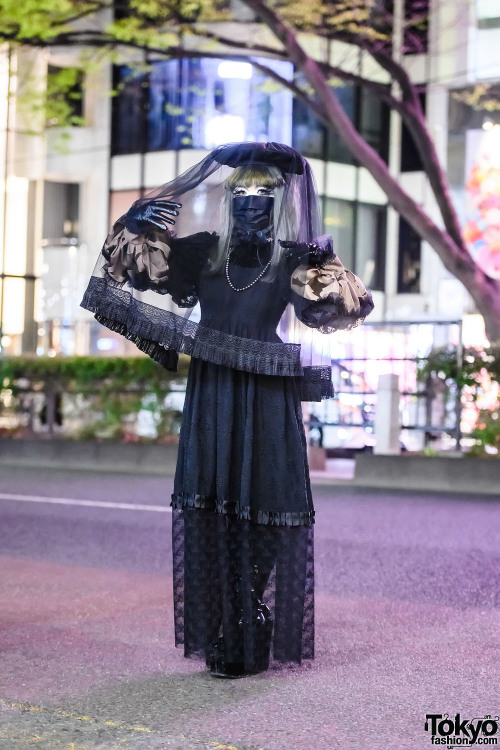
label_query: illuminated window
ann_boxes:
[323,199,355,269]
[323,199,386,291]
[112,57,293,155]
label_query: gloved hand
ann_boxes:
[279,237,335,268]
[124,198,182,234]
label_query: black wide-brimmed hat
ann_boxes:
[213,142,304,175]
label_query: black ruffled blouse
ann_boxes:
[80,221,374,400]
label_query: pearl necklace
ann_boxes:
[225,245,272,292]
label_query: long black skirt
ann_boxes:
[171,358,315,671]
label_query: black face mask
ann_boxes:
[232,195,274,232]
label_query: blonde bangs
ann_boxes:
[226,166,285,190]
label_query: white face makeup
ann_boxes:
[232,184,274,197]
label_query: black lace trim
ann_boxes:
[81,276,303,376]
[171,491,315,527]
[300,366,334,401]
[93,314,179,371]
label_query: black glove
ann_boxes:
[279,238,335,268]
[124,199,182,234]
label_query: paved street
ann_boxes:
[0,465,499,750]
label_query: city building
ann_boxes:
[0,0,499,448]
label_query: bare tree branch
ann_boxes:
[186,26,286,59]
[368,49,467,251]
[187,26,410,116]
[56,2,109,28]
[238,0,500,337]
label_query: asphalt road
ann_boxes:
[0,465,499,750]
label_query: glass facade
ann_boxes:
[309,320,461,453]
[292,81,356,163]
[112,59,390,165]
[323,198,355,268]
[112,57,293,155]
[292,80,389,165]
[34,181,81,356]
[0,178,38,356]
[323,198,386,291]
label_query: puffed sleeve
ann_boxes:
[101,220,218,307]
[287,235,374,333]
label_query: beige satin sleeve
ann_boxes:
[102,223,172,289]
[290,255,370,314]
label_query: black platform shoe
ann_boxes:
[209,598,274,678]
[208,637,246,678]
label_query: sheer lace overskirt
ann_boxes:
[172,508,314,670]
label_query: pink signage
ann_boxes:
[464,126,500,279]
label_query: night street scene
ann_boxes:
[1,0,500,749]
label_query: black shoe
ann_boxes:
[208,570,275,678]
[208,637,247,679]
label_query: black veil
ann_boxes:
[80,141,373,400]
[125,141,322,242]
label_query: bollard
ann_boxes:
[374,373,401,455]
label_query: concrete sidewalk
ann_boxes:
[1,438,499,496]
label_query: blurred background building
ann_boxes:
[0,0,499,450]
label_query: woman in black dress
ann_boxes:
[80,142,374,678]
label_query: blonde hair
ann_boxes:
[225,165,285,190]
[209,166,298,280]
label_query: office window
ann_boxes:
[111,66,148,155]
[401,91,426,172]
[291,90,328,160]
[356,203,386,291]
[292,80,389,165]
[398,216,421,293]
[359,86,390,164]
[42,182,80,241]
[323,198,386,291]
[323,198,355,270]
[328,84,357,164]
